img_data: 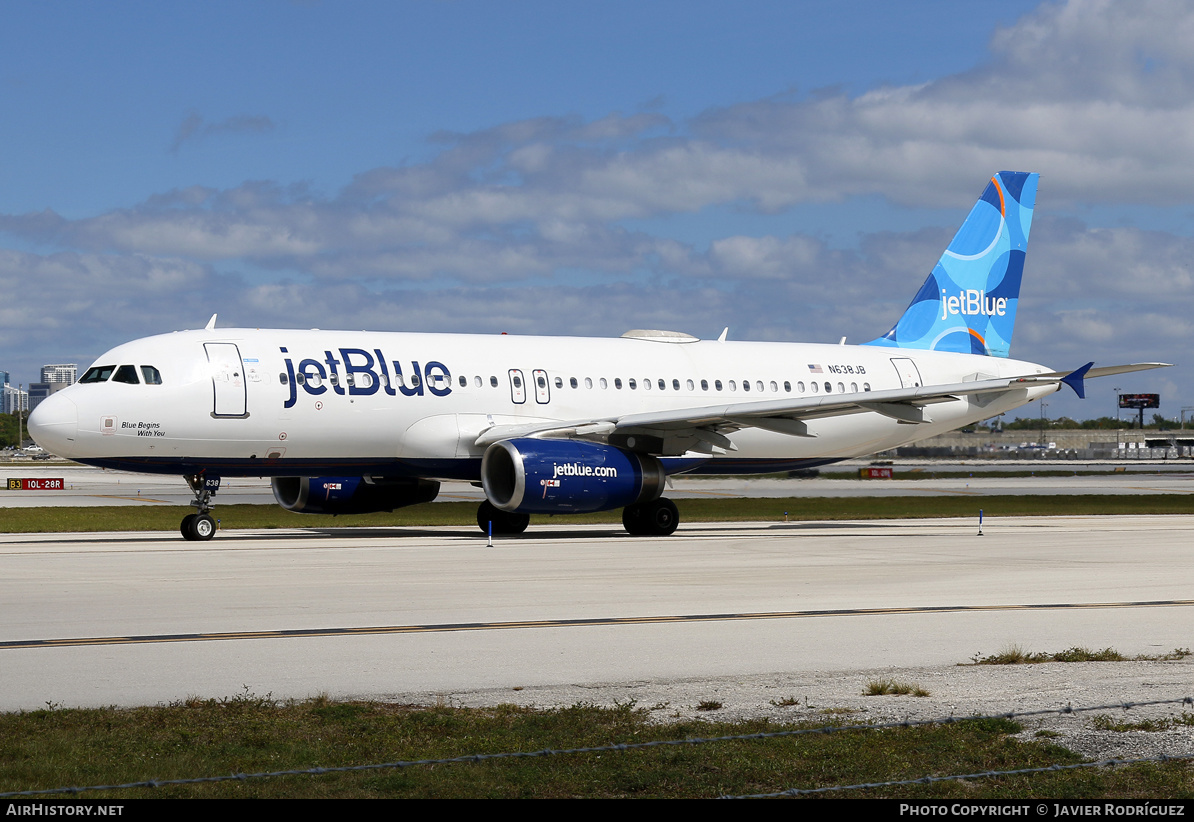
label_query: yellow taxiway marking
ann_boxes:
[4,599,1192,650]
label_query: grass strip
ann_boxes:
[817,468,1188,480]
[2,699,1192,799]
[971,646,1191,665]
[1,494,1193,534]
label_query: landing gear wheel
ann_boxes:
[181,513,216,541]
[192,514,216,540]
[477,500,530,535]
[622,504,644,534]
[624,498,679,536]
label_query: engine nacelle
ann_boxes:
[481,438,665,514]
[271,476,440,515]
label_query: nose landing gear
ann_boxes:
[181,474,219,541]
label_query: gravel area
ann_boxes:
[406,659,1194,762]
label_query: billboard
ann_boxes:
[1119,393,1160,410]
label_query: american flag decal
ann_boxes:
[808,364,823,373]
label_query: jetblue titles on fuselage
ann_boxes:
[280,347,452,407]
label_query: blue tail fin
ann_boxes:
[863,171,1038,358]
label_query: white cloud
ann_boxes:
[9,0,1194,276]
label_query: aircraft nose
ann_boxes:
[27,392,78,458]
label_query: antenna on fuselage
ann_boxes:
[205,314,217,330]
[717,327,728,343]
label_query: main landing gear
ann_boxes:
[472,497,680,537]
[181,474,217,541]
[622,498,679,536]
[477,500,530,535]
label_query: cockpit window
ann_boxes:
[140,366,163,385]
[80,365,116,383]
[112,365,140,384]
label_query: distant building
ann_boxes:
[2,383,28,415]
[41,364,77,384]
[0,371,9,387]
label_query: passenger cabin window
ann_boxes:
[141,366,162,385]
[112,365,139,384]
[80,365,116,383]
[459,375,467,387]
[490,376,498,387]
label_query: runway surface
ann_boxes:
[2,515,1191,712]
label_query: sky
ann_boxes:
[2,0,1192,424]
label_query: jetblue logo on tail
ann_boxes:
[940,290,1008,320]
[864,171,1038,358]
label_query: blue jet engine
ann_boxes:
[481,438,666,514]
[271,476,440,515]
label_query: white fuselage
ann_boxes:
[30,327,1057,479]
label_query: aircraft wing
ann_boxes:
[473,362,1171,455]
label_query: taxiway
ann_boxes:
[1,515,1190,712]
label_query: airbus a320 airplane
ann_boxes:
[29,172,1166,540]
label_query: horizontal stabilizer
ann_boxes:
[1034,362,1172,381]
